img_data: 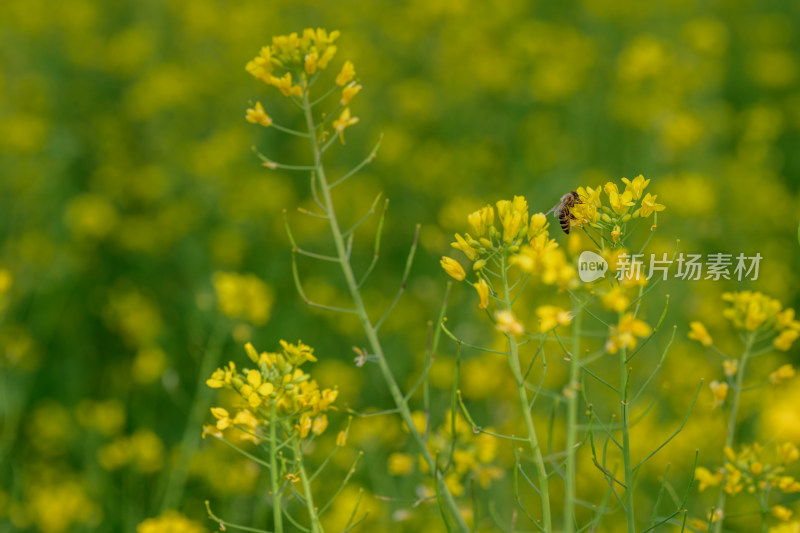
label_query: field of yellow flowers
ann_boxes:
[2,1,800,532]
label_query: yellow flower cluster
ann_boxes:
[697,443,800,497]
[570,175,665,238]
[441,196,577,300]
[137,510,207,533]
[205,341,337,442]
[605,312,652,354]
[244,29,363,143]
[212,271,273,326]
[721,291,800,350]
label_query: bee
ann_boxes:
[545,191,582,234]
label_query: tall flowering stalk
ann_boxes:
[204,340,355,533]
[689,292,800,531]
[243,29,470,531]
[441,178,693,531]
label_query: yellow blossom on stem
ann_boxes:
[210,407,231,431]
[695,466,723,491]
[779,443,800,464]
[710,380,728,408]
[440,257,466,281]
[269,72,303,97]
[688,321,713,346]
[245,102,273,127]
[536,305,573,333]
[494,310,524,337]
[604,182,635,215]
[336,60,355,86]
[723,359,738,377]
[451,234,478,261]
[606,313,652,353]
[333,107,359,143]
[621,174,650,200]
[600,287,630,313]
[340,82,362,105]
[770,364,795,385]
[468,206,494,237]
[775,329,800,351]
[773,505,793,521]
[634,193,666,218]
[473,279,489,309]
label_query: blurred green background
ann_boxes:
[1,0,799,531]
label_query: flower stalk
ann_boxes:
[299,86,470,533]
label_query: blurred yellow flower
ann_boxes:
[473,278,489,309]
[688,321,713,346]
[770,364,796,385]
[212,271,273,326]
[710,380,728,408]
[333,107,359,143]
[606,313,652,353]
[494,310,524,336]
[621,174,650,200]
[137,510,206,533]
[773,505,794,522]
[245,101,272,127]
[336,60,355,86]
[340,82,362,105]
[387,453,414,476]
[695,466,723,491]
[536,305,572,333]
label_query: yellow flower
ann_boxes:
[528,212,548,238]
[210,407,231,431]
[333,107,359,143]
[473,279,489,309]
[775,329,800,351]
[536,305,573,333]
[245,46,274,84]
[336,429,348,447]
[496,196,528,244]
[600,287,630,313]
[634,193,666,218]
[606,313,652,353]
[621,175,650,200]
[336,60,355,86]
[770,364,796,385]
[723,359,738,377]
[269,72,303,97]
[571,185,602,225]
[451,234,479,261]
[440,257,466,281]
[311,414,328,435]
[710,380,728,408]
[304,50,319,74]
[611,224,622,243]
[388,453,414,476]
[695,466,723,491]
[604,182,636,215]
[340,82,362,105]
[779,443,800,464]
[468,205,495,237]
[688,321,713,346]
[494,310,524,336]
[773,505,793,521]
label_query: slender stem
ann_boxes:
[293,437,322,533]
[620,343,635,533]
[299,87,469,533]
[500,255,552,532]
[564,299,582,533]
[270,402,284,533]
[713,332,756,533]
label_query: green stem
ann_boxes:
[500,256,552,532]
[564,300,582,533]
[293,437,322,533]
[299,88,469,532]
[620,343,635,533]
[270,402,283,533]
[713,332,756,533]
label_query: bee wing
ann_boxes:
[544,203,560,216]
